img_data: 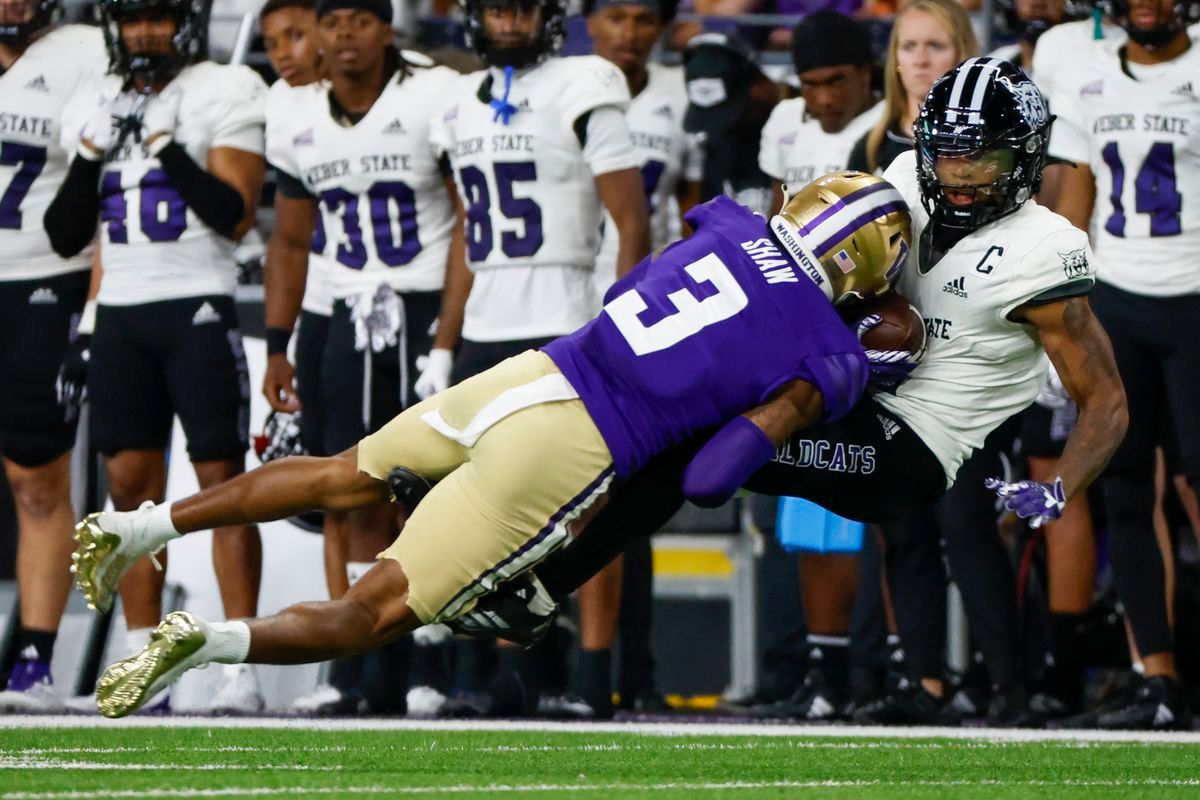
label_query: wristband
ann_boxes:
[266,327,291,356]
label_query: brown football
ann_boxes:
[842,291,926,358]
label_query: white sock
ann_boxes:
[205,620,251,665]
[144,503,182,548]
[346,561,373,586]
[126,627,153,655]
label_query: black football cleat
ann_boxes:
[1092,676,1193,731]
[852,684,963,726]
[446,573,558,648]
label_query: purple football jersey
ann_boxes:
[543,196,867,477]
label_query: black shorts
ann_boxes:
[743,396,947,524]
[449,335,557,385]
[0,271,88,467]
[1090,281,1200,480]
[1020,403,1074,460]
[322,290,440,455]
[294,309,331,457]
[89,295,250,462]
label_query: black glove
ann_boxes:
[57,333,90,423]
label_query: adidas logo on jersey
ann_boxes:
[653,104,674,120]
[24,74,48,92]
[876,414,900,441]
[27,287,58,305]
[1171,81,1197,101]
[192,301,222,325]
[942,276,968,298]
[383,118,406,135]
[292,128,314,147]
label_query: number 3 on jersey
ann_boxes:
[605,253,748,355]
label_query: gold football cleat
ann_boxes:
[71,512,159,614]
[96,611,207,718]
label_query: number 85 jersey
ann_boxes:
[267,58,459,298]
[1050,41,1200,297]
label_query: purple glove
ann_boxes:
[985,476,1066,528]
[856,314,920,391]
[683,416,777,508]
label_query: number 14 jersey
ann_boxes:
[1050,41,1200,296]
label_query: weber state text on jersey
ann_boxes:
[61,62,267,306]
[0,25,105,280]
[544,196,867,478]
[431,56,638,341]
[1049,40,1200,296]
[267,56,458,299]
[877,151,1094,483]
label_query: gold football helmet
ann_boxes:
[769,171,912,305]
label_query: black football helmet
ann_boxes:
[1107,0,1198,47]
[100,0,209,85]
[0,0,60,45]
[253,410,305,463]
[462,0,565,68]
[915,58,1052,233]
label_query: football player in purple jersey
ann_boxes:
[68,172,914,718]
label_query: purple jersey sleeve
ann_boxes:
[545,196,867,476]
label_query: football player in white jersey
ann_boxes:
[0,1,104,712]
[759,11,882,215]
[261,0,463,717]
[587,0,699,297]
[1050,0,1200,729]
[445,62,1130,716]
[44,0,268,714]
[418,0,648,398]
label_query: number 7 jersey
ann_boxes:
[1049,40,1200,296]
[543,196,867,477]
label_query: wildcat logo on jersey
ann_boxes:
[1059,248,1089,280]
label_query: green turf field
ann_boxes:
[2,720,1199,799]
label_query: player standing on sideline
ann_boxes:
[577,0,698,717]
[44,0,268,715]
[1050,0,1200,729]
[406,0,649,717]
[0,2,105,712]
[447,63,1129,680]
[72,172,912,719]
[260,0,464,716]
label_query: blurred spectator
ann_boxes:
[683,32,780,216]
[759,10,880,214]
[848,0,978,174]
[991,0,1068,74]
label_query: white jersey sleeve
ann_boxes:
[556,55,631,140]
[209,65,268,153]
[265,78,308,182]
[581,105,637,176]
[758,98,800,182]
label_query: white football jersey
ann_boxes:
[1032,19,1123,102]
[876,151,1095,483]
[1050,41,1200,296]
[431,55,636,341]
[267,59,458,301]
[62,62,267,305]
[265,79,332,317]
[595,64,700,294]
[0,25,105,281]
[759,98,883,191]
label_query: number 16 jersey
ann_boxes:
[1050,41,1200,297]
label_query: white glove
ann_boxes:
[1034,364,1071,410]
[415,348,453,400]
[142,87,182,150]
[78,92,143,160]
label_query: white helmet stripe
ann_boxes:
[947,56,983,108]
[802,186,909,257]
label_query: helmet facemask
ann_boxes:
[0,0,59,46]
[464,0,565,69]
[101,0,210,88]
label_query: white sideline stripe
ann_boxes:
[0,756,340,771]
[6,779,1200,799]
[2,715,1200,744]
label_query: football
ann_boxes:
[842,290,927,358]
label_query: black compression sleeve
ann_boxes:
[154,141,246,237]
[43,155,102,258]
[274,166,314,199]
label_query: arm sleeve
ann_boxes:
[272,164,314,200]
[682,416,778,508]
[580,106,640,176]
[43,155,102,258]
[154,142,246,237]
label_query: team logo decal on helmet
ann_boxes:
[0,0,60,45]
[462,0,566,68]
[99,0,210,85]
[915,57,1052,232]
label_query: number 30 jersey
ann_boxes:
[61,62,268,305]
[544,196,867,477]
[0,24,105,281]
[1050,41,1200,297]
[267,58,459,299]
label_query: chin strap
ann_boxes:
[489,65,519,126]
